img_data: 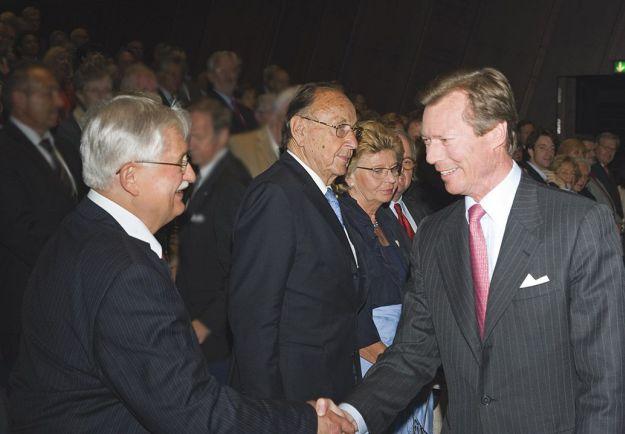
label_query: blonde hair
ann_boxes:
[335,120,402,193]
[557,138,586,157]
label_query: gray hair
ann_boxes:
[273,85,300,113]
[206,51,240,73]
[81,94,190,190]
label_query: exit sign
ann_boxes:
[614,60,625,73]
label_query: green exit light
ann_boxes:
[614,60,625,73]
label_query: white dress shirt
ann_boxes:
[340,162,522,434]
[287,150,358,265]
[88,190,163,259]
[389,197,418,233]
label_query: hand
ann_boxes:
[359,341,387,364]
[191,319,211,344]
[309,398,357,434]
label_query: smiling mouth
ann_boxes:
[439,167,459,176]
[176,181,189,192]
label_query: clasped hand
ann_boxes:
[308,398,358,434]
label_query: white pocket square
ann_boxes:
[520,274,550,288]
[190,213,205,223]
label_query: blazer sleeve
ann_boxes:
[344,226,441,433]
[569,203,625,433]
[229,182,294,399]
[93,262,317,433]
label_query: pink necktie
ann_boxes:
[469,204,488,339]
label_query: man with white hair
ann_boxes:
[204,50,257,133]
[9,94,356,434]
[229,85,299,177]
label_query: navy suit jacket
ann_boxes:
[229,152,365,402]
[176,151,251,361]
[9,198,316,433]
[346,174,625,434]
[0,122,76,369]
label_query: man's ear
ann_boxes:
[290,116,305,147]
[216,128,229,148]
[486,121,507,151]
[118,164,140,196]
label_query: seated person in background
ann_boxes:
[262,64,290,95]
[557,137,586,158]
[119,62,158,95]
[516,119,535,148]
[522,128,556,184]
[42,46,74,119]
[338,120,434,434]
[573,157,595,200]
[56,53,113,199]
[547,154,578,191]
[229,85,299,177]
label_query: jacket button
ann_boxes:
[481,395,492,405]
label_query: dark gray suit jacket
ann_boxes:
[9,198,316,433]
[346,174,625,434]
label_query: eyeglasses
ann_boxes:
[356,164,402,179]
[299,115,359,139]
[402,158,416,171]
[116,154,190,174]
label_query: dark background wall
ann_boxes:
[6,0,625,137]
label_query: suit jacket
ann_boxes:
[0,122,76,366]
[176,151,251,362]
[522,161,548,184]
[346,174,625,434]
[54,113,89,200]
[9,198,316,433]
[205,87,258,134]
[591,163,624,219]
[229,152,365,402]
[229,127,279,177]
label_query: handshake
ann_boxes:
[309,398,358,434]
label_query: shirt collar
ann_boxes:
[213,88,234,109]
[10,116,53,146]
[198,148,228,183]
[465,162,522,226]
[87,189,163,258]
[265,125,280,157]
[526,160,547,180]
[287,150,328,193]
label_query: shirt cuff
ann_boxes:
[339,402,368,434]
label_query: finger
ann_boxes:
[325,410,356,434]
[315,398,329,416]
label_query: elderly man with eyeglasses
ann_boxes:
[9,94,357,434]
[229,83,365,411]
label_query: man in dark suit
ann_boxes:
[340,68,625,433]
[204,51,257,134]
[522,129,556,184]
[386,129,432,246]
[591,131,623,221]
[9,94,356,434]
[229,83,365,403]
[0,63,77,382]
[176,98,251,384]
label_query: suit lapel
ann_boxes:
[5,122,56,177]
[187,153,230,213]
[437,201,482,363]
[282,153,354,264]
[483,175,542,342]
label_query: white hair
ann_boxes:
[272,85,300,113]
[81,94,190,190]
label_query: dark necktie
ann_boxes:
[230,98,247,129]
[394,203,414,240]
[468,204,488,339]
[40,138,76,198]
